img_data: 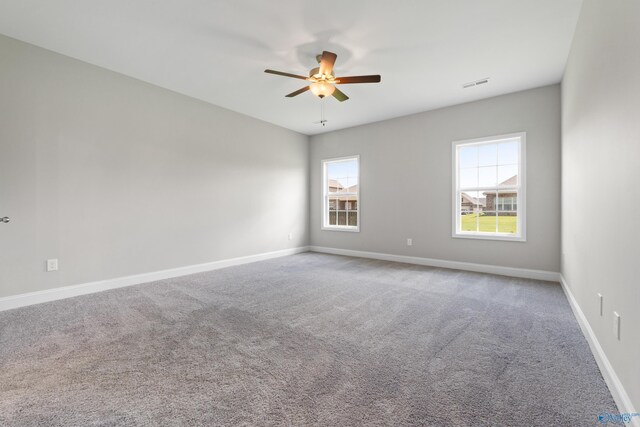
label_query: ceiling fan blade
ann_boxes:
[336,75,381,84]
[319,51,338,75]
[332,87,349,102]
[264,69,309,80]
[285,86,311,97]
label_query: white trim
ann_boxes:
[0,246,310,312]
[452,132,527,242]
[452,232,526,242]
[320,227,360,233]
[321,155,360,232]
[309,246,559,281]
[559,275,639,424]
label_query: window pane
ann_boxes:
[484,191,497,211]
[498,140,519,165]
[326,162,339,179]
[497,193,517,211]
[478,166,497,187]
[327,160,358,181]
[460,190,480,214]
[478,144,497,166]
[341,177,358,193]
[460,191,480,232]
[337,211,347,226]
[329,211,337,225]
[460,212,477,232]
[498,165,518,186]
[498,216,518,234]
[497,192,517,234]
[460,168,478,188]
[497,212,517,234]
[328,197,338,211]
[478,212,497,233]
[348,212,357,226]
[459,146,478,168]
[328,179,342,194]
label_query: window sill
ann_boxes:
[452,232,526,242]
[322,226,360,233]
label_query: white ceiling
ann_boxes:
[0,0,582,135]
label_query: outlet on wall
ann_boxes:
[406,238,413,246]
[597,293,603,316]
[613,312,620,340]
[46,259,58,272]
[288,233,293,241]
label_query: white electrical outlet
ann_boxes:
[613,312,620,340]
[407,238,413,246]
[597,293,603,316]
[288,233,293,241]
[46,259,58,272]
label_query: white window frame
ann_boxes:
[322,155,360,232]
[452,132,526,242]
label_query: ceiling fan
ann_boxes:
[264,51,381,102]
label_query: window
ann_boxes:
[452,133,525,241]
[322,156,359,231]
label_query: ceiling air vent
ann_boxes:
[462,78,490,88]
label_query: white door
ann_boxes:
[0,98,38,299]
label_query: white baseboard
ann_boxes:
[309,246,560,282]
[0,246,310,312]
[559,275,638,425]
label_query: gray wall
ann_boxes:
[562,0,640,409]
[0,34,309,299]
[310,85,561,272]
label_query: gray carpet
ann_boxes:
[0,253,616,426]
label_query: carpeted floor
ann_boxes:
[0,253,616,426]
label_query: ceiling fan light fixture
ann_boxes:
[309,81,335,98]
[264,50,380,102]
